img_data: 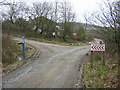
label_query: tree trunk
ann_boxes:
[63,35,66,42]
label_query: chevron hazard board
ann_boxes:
[91,44,105,51]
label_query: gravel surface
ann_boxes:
[2,37,90,88]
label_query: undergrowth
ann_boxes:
[83,52,118,88]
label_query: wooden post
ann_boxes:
[102,51,105,65]
[91,51,93,68]
[100,41,105,65]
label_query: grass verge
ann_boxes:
[83,55,118,88]
[13,32,88,46]
[28,37,87,46]
[2,43,35,74]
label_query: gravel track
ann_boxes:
[2,38,90,88]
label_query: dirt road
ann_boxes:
[2,38,90,88]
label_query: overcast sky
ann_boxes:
[2,0,117,23]
[21,0,101,22]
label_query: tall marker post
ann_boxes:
[22,35,26,60]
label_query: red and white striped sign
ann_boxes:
[91,44,105,51]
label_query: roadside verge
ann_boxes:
[83,53,118,88]
[2,43,39,76]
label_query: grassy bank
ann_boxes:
[28,37,87,46]
[83,53,118,88]
[2,36,35,73]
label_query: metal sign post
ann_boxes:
[22,35,26,60]
[90,42,106,67]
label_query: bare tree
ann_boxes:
[59,1,76,41]
[47,1,60,38]
[2,0,28,35]
[94,0,120,48]
[30,2,54,37]
[92,0,120,41]
[91,0,120,87]
[52,1,60,23]
[0,0,9,5]
[32,2,52,18]
[2,1,26,22]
